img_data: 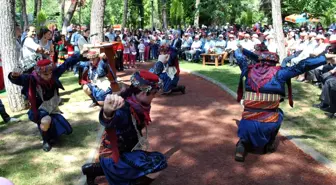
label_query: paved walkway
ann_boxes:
[96,62,336,185]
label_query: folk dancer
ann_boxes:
[9,54,89,152]
[234,45,329,162]
[82,70,168,185]
[82,51,113,107]
[150,46,186,95]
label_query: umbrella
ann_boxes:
[285,14,307,23]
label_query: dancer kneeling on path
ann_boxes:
[234,44,330,162]
[150,45,186,95]
[82,70,168,185]
[9,53,89,152]
[82,52,113,107]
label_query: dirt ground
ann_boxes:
[95,62,336,185]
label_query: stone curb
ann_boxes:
[181,68,336,173]
[78,125,105,185]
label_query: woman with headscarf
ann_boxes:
[233,44,329,162]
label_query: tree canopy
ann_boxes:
[15,0,336,30]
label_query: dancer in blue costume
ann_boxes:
[150,45,186,95]
[9,53,89,152]
[82,52,113,107]
[82,70,167,185]
[233,44,330,162]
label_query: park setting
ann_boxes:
[0,0,336,185]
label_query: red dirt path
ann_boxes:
[96,63,336,185]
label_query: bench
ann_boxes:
[201,53,225,67]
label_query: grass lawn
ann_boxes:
[0,72,100,185]
[179,61,336,163]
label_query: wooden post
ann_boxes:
[202,54,205,66]
[215,55,218,67]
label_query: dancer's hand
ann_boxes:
[11,68,22,77]
[103,94,124,118]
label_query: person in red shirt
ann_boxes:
[113,36,124,71]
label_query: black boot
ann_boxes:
[171,86,186,94]
[179,86,186,94]
[264,128,280,154]
[135,176,155,185]
[42,141,52,152]
[82,163,105,185]
[88,95,98,108]
[42,132,52,152]
[235,140,247,162]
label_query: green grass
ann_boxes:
[180,61,336,162]
[0,72,100,185]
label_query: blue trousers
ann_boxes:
[0,99,10,123]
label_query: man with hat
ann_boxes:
[312,38,336,119]
[82,51,113,107]
[224,34,238,66]
[233,43,330,162]
[203,33,215,54]
[215,34,226,55]
[82,70,168,185]
[185,35,202,62]
[281,32,308,67]
[251,34,261,45]
[8,53,89,152]
[240,34,254,51]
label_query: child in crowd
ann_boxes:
[129,42,137,68]
[138,39,145,63]
[122,36,130,69]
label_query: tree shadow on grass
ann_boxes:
[59,87,83,96]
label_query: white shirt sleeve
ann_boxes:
[24,37,40,51]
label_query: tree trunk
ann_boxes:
[194,0,200,28]
[21,0,29,30]
[162,0,168,30]
[60,0,65,24]
[37,0,42,15]
[0,0,25,112]
[61,1,78,34]
[33,0,37,18]
[122,0,128,29]
[139,0,144,29]
[271,0,286,62]
[90,0,106,42]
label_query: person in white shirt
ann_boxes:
[122,35,130,68]
[306,34,329,82]
[291,32,318,65]
[240,34,255,51]
[281,32,308,67]
[78,29,90,53]
[138,39,145,63]
[225,34,238,66]
[21,26,46,73]
[252,34,261,46]
[286,32,296,56]
[265,35,277,53]
[185,35,202,61]
[75,28,90,77]
[215,34,226,54]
